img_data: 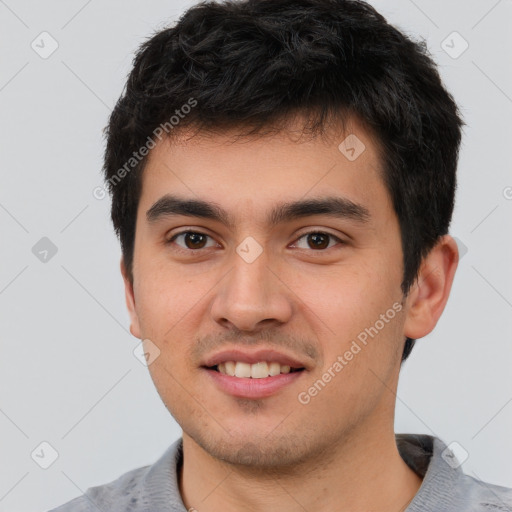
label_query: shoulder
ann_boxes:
[48,464,151,512]
[48,439,184,512]
[396,434,512,511]
[455,473,512,511]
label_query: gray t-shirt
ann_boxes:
[49,434,512,511]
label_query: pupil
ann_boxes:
[185,232,206,249]
[308,233,329,249]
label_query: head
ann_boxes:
[104,0,462,466]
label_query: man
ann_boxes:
[51,0,512,510]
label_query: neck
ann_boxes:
[178,421,423,512]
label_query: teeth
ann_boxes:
[251,362,269,379]
[217,361,297,378]
[268,362,281,376]
[234,362,252,378]
[225,361,236,376]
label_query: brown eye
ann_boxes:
[168,231,217,251]
[307,233,330,249]
[183,232,207,249]
[293,231,342,251]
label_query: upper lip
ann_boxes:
[202,348,309,370]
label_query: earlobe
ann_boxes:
[403,235,459,340]
[120,258,142,339]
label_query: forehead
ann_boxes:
[137,117,392,227]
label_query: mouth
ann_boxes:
[202,360,306,399]
[201,348,310,399]
[205,361,305,378]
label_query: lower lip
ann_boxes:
[204,368,305,399]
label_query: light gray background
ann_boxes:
[0,0,511,510]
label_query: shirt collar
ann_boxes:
[141,434,462,511]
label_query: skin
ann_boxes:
[122,117,459,512]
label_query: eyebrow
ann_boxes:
[146,194,371,228]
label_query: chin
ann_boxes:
[185,423,323,469]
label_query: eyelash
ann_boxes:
[166,230,344,253]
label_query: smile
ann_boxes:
[212,360,304,378]
[204,363,305,399]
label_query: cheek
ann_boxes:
[296,258,403,367]
[133,245,209,330]
[294,260,392,328]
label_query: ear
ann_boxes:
[403,235,459,340]
[120,257,141,339]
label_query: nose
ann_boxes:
[209,248,293,332]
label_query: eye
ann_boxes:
[292,231,343,250]
[167,231,219,251]
[166,230,343,253]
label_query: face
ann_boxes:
[123,118,411,467]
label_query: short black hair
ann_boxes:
[103,0,463,364]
